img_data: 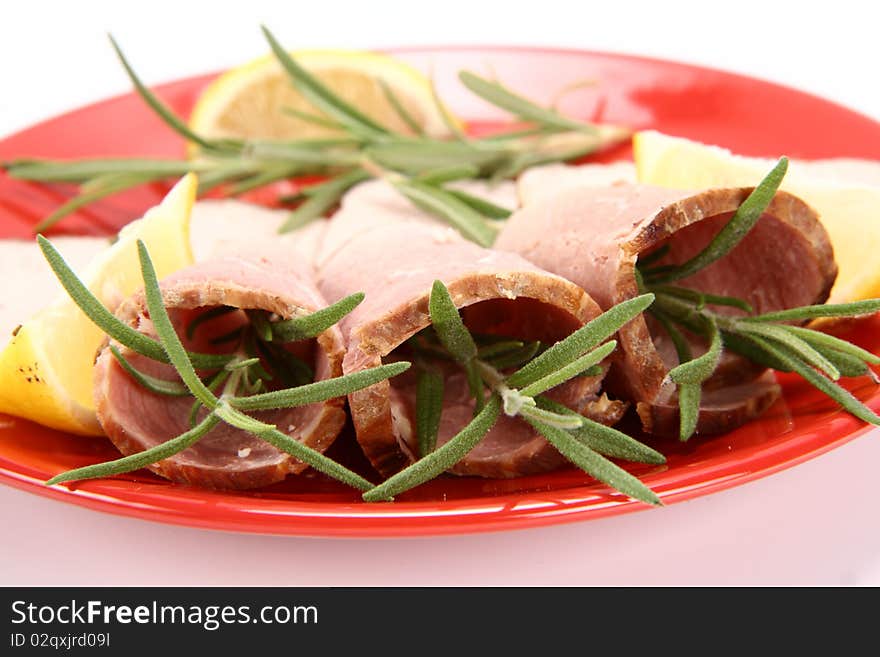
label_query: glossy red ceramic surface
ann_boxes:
[1,46,879,536]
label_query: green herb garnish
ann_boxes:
[364,281,662,505]
[5,27,627,238]
[638,159,880,440]
[41,238,409,490]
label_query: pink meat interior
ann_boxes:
[105,305,321,470]
[386,297,588,462]
[639,212,826,372]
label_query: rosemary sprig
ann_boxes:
[638,160,880,440]
[364,281,663,504]
[458,71,598,135]
[41,237,410,490]
[5,28,628,239]
[642,158,788,285]
[261,25,391,139]
[416,368,444,457]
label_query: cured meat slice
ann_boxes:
[495,183,837,435]
[318,221,620,478]
[189,199,328,267]
[93,245,346,489]
[315,179,516,269]
[517,161,636,206]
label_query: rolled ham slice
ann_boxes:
[315,179,516,269]
[495,183,837,436]
[318,221,621,478]
[93,245,347,489]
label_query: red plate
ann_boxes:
[1,46,879,537]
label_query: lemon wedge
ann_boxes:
[0,175,197,435]
[188,49,455,143]
[634,130,880,303]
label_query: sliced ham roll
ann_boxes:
[318,221,622,478]
[93,245,346,489]
[495,183,837,436]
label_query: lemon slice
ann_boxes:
[0,175,197,435]
[189,50,455,143]
[634,130,880,303]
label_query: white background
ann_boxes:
[1,0,879,585]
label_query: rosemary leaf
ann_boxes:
[137,241,219,408]
[536,397,665,464]
[416,368,444,456]
[367,139,507,176]
[244,310,274,343]
[257,425,375,491]
[677,383,701,442]
[225,357,262,371]
[271,292,365,342]
[746,299,880,323]
[477,126,557,141]
[229,362,410,411]
[652,310,692,363]
[465,361,487,412]
[34,174,156,232]
[188,371,230,429]
[483,341,542,370]
[645,158,788,284]
[109,345,190,396]
[525,417,661,506]
[109,35,217,151]
[667,319,722,385]
[278,169,369,233]
[261,26,390,138]
[415,164,481,185]
[363,395,502,501]
[38,236,231,369]
[394,181,498,247]
[652,285,753,313]
[476,340,525,359]
[735,322,841,380]
[242,140,361,168]
[517,403,583,429]
[784,325,880,366]
[213,403,373,490]
[47,413,221,485]
[820,348,875,379]
[507,293,654,388]
[428,280,478,364]
[720,330,792,372]
[520,340,616,397]
[281,105,344,130]
[7,158,199,183]
[458,71,597,134]
[746,334,880,425]
[445,188,512,220]
[378,78,425,136]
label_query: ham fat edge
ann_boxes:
[317,221,624,479]
[496,183,837,437]
[93,246,346,489]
